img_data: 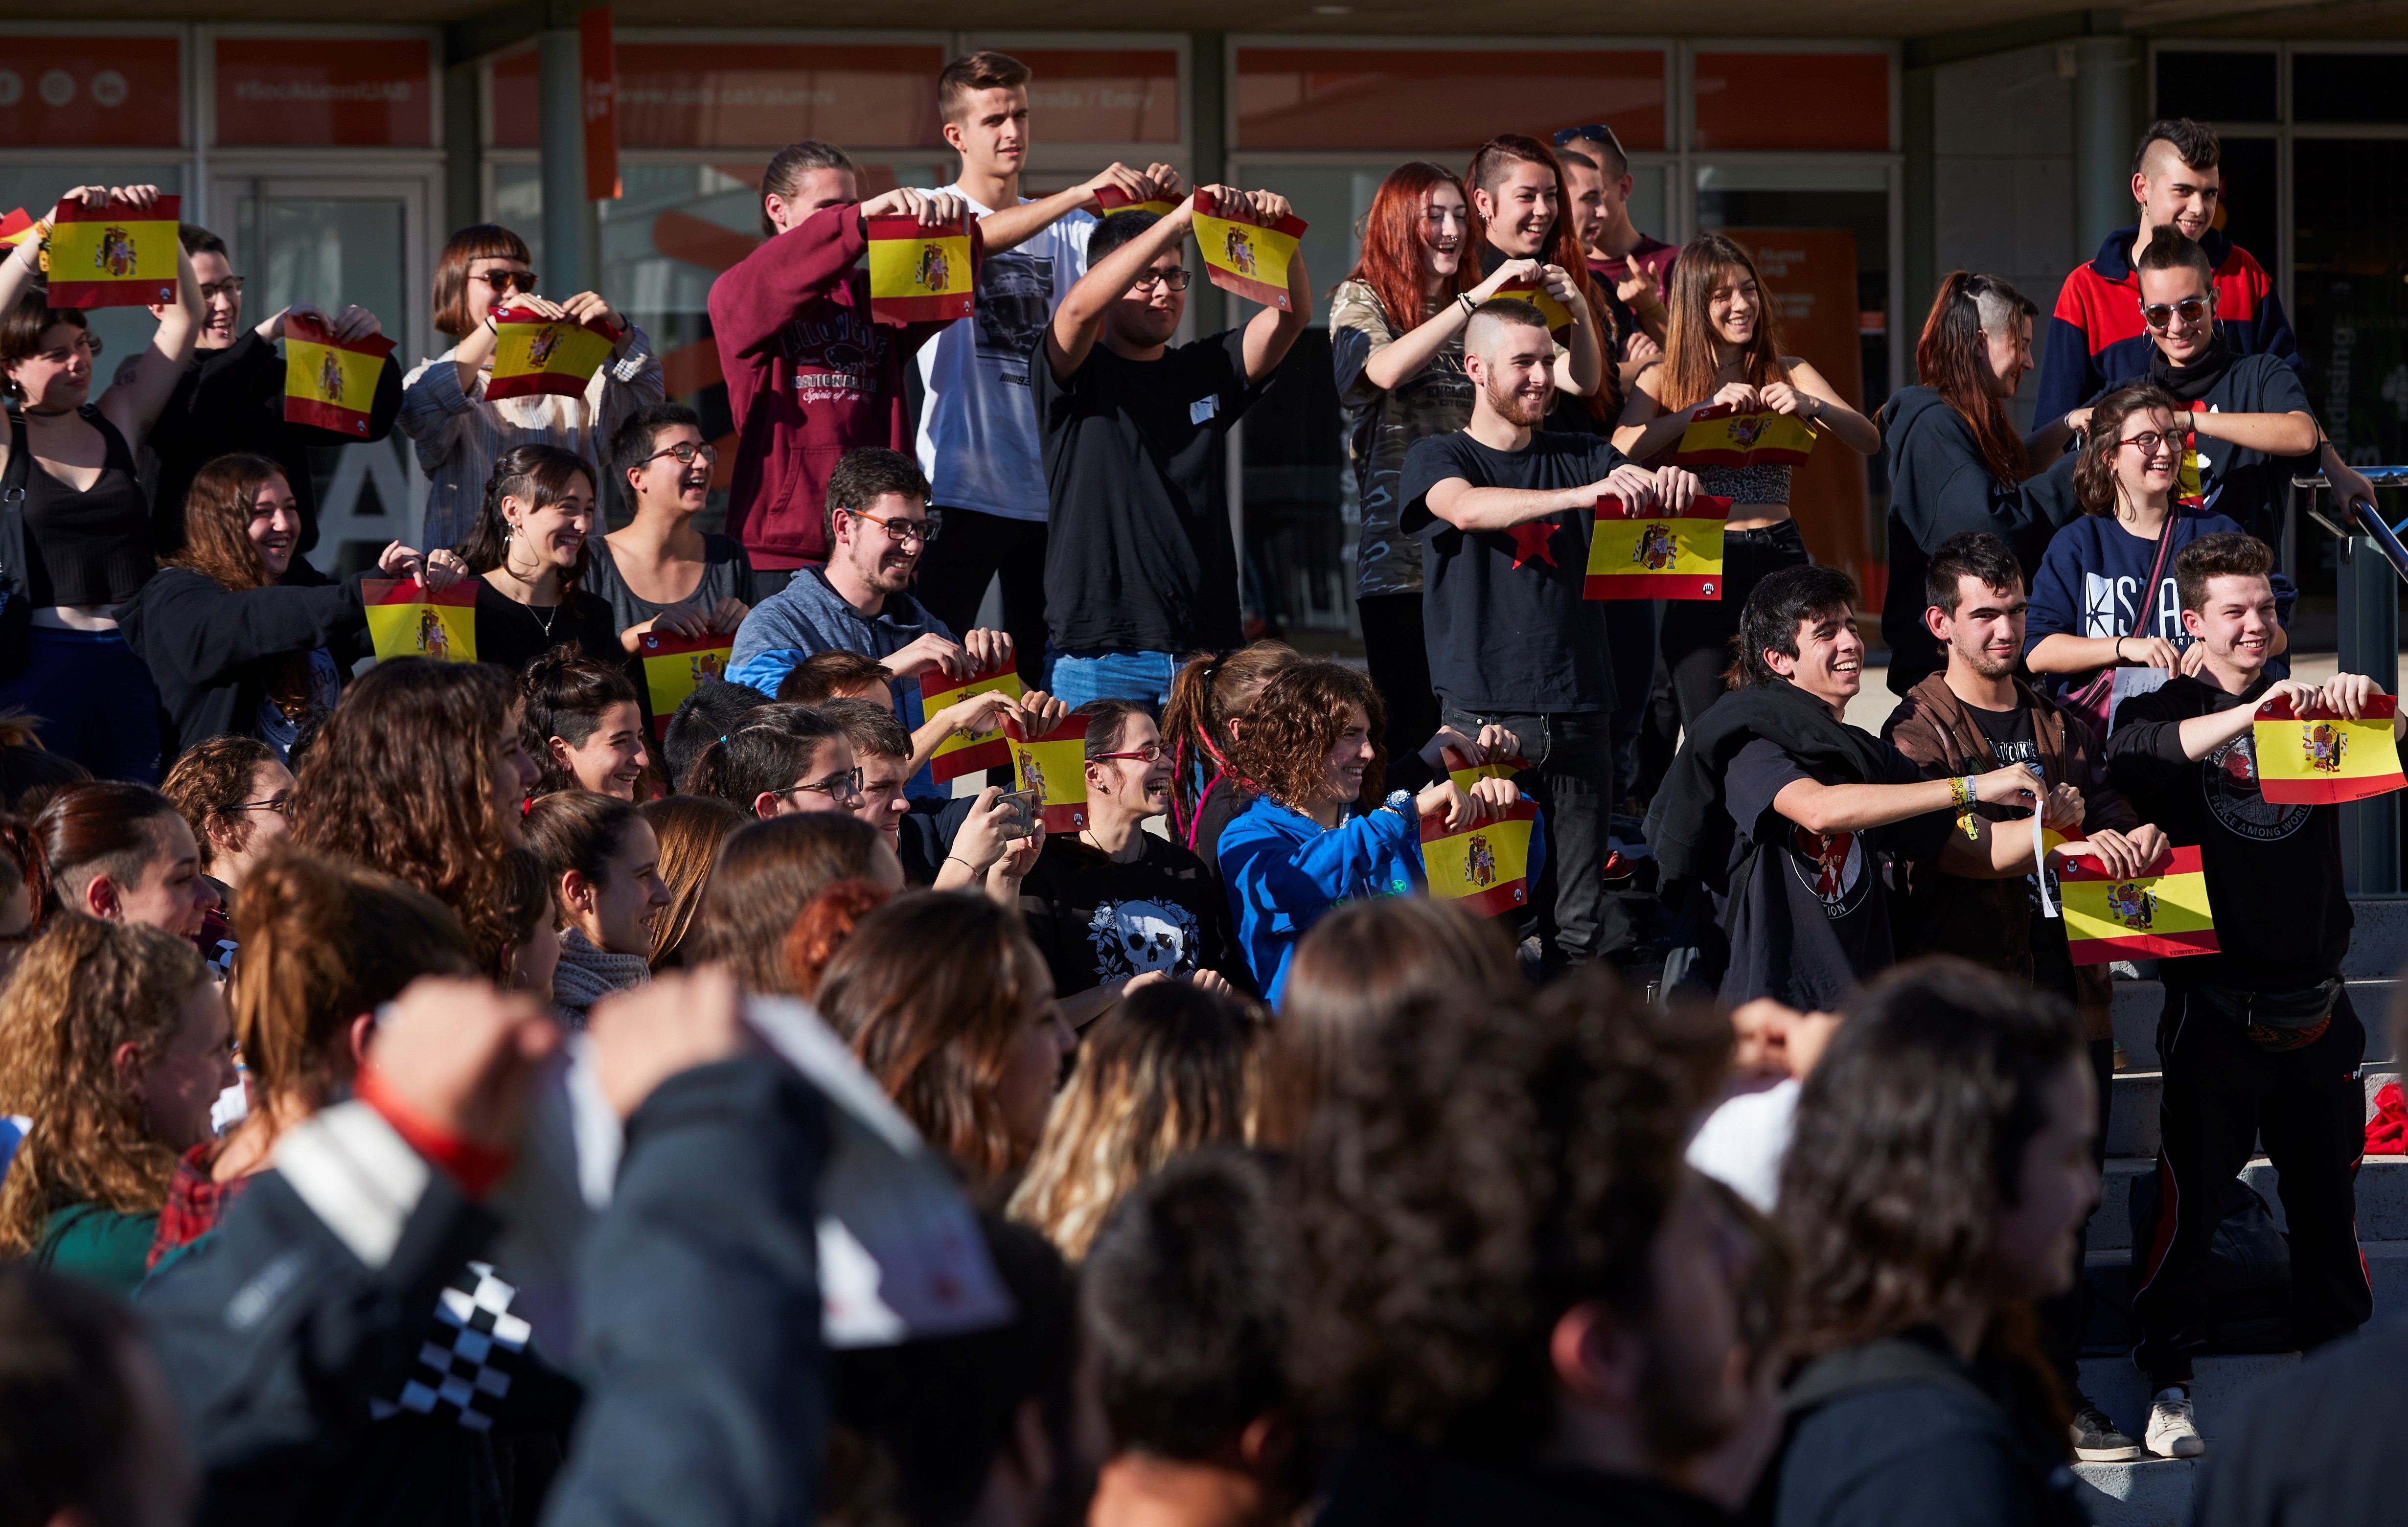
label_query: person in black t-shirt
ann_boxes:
[1397,298,1690,968]
[1036,189,1310,708]
[2103,531,2392,1460]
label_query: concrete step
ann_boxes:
[2078,1239,2408,1361]
[2088,1154,2408,1250]
[2341,898,2408,978]
[2104,1067,2397,1158]
[2076,1349,2298,1446]
[2110,977,2397,1070]
[2073,1455,2195,1527]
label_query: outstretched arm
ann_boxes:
[1046,198,1194,381]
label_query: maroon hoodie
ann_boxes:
[708,203,983,568]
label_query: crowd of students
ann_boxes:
[0,40,2400,1527]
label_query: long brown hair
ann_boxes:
[1228,659,1387,814]
[1163,642,1299,839]
[1657,233,1790,414]
[640,794,746,969]
[816,891,1049,1182]
[0,917,209,1255]
[290,658,522,973]
[1916,272,2036,487]
[431,223,532,341]
[1344,161,1479,337]
[2072,383,2183,518]
[689,812,884,993]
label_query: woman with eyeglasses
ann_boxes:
[2026,383,2286,710]
[160,735,292,967]
[588,402,753,653]
[123,452,461,764]
[397,223,664,550]
[0,183,205,782]
[687,701,865,821]
[456,443,624,674]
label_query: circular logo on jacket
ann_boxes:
[1788,825,1868,918]
[2202,732,2311,842]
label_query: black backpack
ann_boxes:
[2118,1169,2293,1354]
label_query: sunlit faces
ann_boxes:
[1705,265,1761,346]
[766,167,859,235]
[944,84,1031,171]
[493,708,543,846]
[137,979,239,1154]
[1769,605,1865,708]
[103,813,218,940]
[1314,703,1377,809]
[463,254,536,330]
[1474,159,1559,258]
[835,490,931,597]
[190,248,242,347]
[505,478,595,573]
[1108,248,1187,350]
[6,320,97,410]
[2137,263,2217,366]
[2180,572,2279,673]
[1464,312,1556,428]
[1929,576,2028,683]
[245,473,302,579]
[2133,138,2220,243]
[629,421,714,514]
[577,815,672,957]
[759,737,864,819]
[2108,406,2184,502]
[554,700,650,799]
[1558,156,1608,251]
[996,939,1077,1161]
[852,749,913,849]
[1084,712,1173,819]
[1419,182,1470,278]
[1984,1055,2101,1302]
[1983,316,2034,399]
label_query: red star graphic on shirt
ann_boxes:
[1507,520,1559,569]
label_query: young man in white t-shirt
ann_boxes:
[916,50,1183,687]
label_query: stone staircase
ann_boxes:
[2070,900,2408,1525]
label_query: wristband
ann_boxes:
[1458,292,1477,317]
[2114,636,2128,662]
[1952,775,1981,841]
[354,1063,514,1198]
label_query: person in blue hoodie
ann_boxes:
[1217,658,1531,1003]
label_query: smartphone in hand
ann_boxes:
[995,789,1040,841]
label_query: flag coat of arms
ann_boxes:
[1586,492,1731,601]
[637,631,734,738]
[1488,281,1577,336]
[45,193,181,309]
[364,578,478,665]
[1669,404,1818,469]
[1092,185,1179,218]
[919,661,1025,782]
[1421,798,1539,918]
[485,306,618,401]
[1192,190,1307,312]
[2058,844,2218,965]
[866,214,974,326]
[2252,693,2404,805]
[283,314,397,437]
[1007,712,1090,833]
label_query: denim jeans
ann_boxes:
[1439,705,1627,966]
[1047,649,1179,709]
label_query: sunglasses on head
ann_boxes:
[476,269,538,295]
[1553,124,1627,157]
[2141,296,2210,330]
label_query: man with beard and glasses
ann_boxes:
[1399,298,1691,969]
[1881,530,2166,1466]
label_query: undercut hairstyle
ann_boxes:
[524,791,646,911]
[0,1263,152,1527]
[161,735,277,875]
[1739,564,1860,687]
[1462,132,1611,425]
[1079,1150,1290,1459]
[457,444,597,590]
[33,783,180,913]
[1163,641,1299,834]
[938,49,1031,122]
[1464,297,1553,356]
[1229,659,1387,813]
[780,651,891,707]
[2133,116,2220,176]
[820,697,911,762]
[1085,207,1162,267]
[760,140,861,239]
[1916,272,2037,487]
[431,223,532,340]
[1925,530,2025,616]
[663,681,770,792]
[690,812,884,993]
[2134,224,2217,286]
[1292,970,1726,1464]
[1078,697,1150,760]
[1555,145,1598,173]
[639,794,746,969]
[179,223,228,258]
[521,647,642,797]
[686,703,847,817]
[0,294,88,405]
[824,447,931,547]
[2072,382,2185,517]
[608,401,707,514]
[2174,530,2275,615]
[1344,162,1479,336]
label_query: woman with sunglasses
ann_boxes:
[589,402,753,653]
[398,223,663,550]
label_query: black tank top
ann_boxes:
[5,407,155,607]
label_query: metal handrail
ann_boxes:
[2293,471,2408,584]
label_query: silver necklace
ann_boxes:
[529,600,560,639]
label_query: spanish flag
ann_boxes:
[637,630,734,739]
[866,214,974,326]
[1669,404,1817,469]
[1192,189,1306,312]
[364,578,478,665]
[1441,746,1529,794]
[0,209,35,253]
[919,661,1025,783]
[1585,492,1732,601]
[1093,185,1179,218]
[2058,844,2219,965]
[1488,280,1576,336]
[484,306,617,401]
[282,314,396,437]
[2253,693,2405,805]
[44,193,180,310]
[1421,798,1539,919]
[1007,712,1090,833]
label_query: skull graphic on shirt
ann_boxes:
[1086,897,1199,980]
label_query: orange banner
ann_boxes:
[1420,799,1539,918]
[1006,711,1090,833]
[485,305,618,400]
[2058,845,2219,966]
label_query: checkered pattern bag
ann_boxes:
[368,1262,530,1433]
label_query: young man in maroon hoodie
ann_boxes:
[708,142,983,603]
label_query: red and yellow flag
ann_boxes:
[1489,280,1577,336]
[2058,844,2218,965]
[283,314,396,437]
[920,661,1025,782]
[1585,492,1732,601]
[637,630,734,739]
[0,209,35,253]
[364,578,478,665]
[2252,693,2405,805]
[1093,184,1179,218]
[1192,190,1306,312]
[1669,404,1818,469]
[866,214,974,326]
[45,193,181,309]
[1421,798,1539,919]
[1008,712,1090,833]
[1440,746,1529,794]
[485,306,618,401]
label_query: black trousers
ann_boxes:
[2133,984,2370,1385]
[1358,593,1439,777]
[1438,705,1630,966]
[910,506,1050,690]
[1658,518,1811,730]
[1603,597,1657,810]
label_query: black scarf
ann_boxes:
[1643,678,1895,889]
[2148,327,2234,403]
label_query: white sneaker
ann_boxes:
[2145,1388,2205,1458]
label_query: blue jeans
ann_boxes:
[1046,649,1178,710]
[0,626,162,782]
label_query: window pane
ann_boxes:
[2155,50,2276,124]
[1235,47,1665,152]
[2218,137,2279,279]
[1694,53,1888,152]
[2293,53,2408,124]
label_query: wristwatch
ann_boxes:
[1382,789,1417,818]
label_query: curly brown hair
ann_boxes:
[2072,382,2184,517]
[1227,659,1387,814]
[160,734,276,876]
[0,917,210,1256]
[781,876,894,999]
[166,455,320,723]
[290,658,523,974]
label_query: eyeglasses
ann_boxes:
[475,269,538,295]
[2118,430,2180,458]
[642,440,720,468]
[199,275,245,301]
[846,507,941,545]
[1092,744,1166,765]
[780,768,864,802]
[2141,296,2211,331]
[1129,269,1191,294]
[228,796,292,818]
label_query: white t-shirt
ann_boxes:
[915,188,1097,524]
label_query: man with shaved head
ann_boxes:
[2033,117,2297,427]
[1399,298,1697,970]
